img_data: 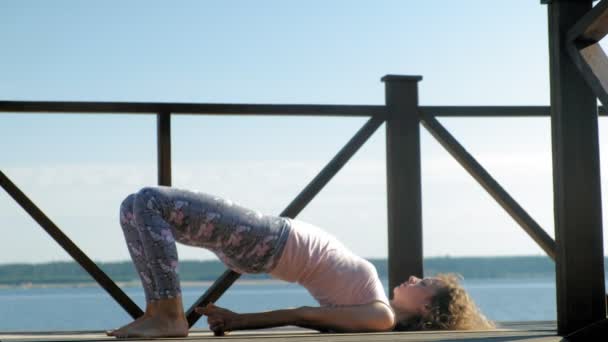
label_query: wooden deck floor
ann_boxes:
[0,322,563,342]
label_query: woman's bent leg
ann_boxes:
[111,185,291,338]
[118,193,158,302]
[108,193,164,337]
[136,186,291,275]
[110,189,187,338]
[131,187,181,299]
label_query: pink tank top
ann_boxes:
[269,218,389,307]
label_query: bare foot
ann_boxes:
[112,315,189,338]
[108,300,161,337]
[106,313,150,337]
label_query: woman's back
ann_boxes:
[270,219,389,307]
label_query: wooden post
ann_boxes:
[382,75,423,296]
[157,112,172,186]
[547,0,607,335]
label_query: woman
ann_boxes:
[106,186,493,338]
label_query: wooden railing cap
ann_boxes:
[381,75,423,82]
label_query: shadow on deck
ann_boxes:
[0,321,562,342]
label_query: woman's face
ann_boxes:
[392,275,443,316]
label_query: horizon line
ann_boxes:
[0,254,579,267]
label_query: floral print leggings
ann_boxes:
[119,186,291,301]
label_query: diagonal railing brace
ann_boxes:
[0,170,144,318]
[419,112,557,260]
[184,115,385,327]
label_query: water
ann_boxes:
[0,278,556,332]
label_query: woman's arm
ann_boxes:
[196,301,395,334]
[296,302,395,332]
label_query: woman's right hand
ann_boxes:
[195,303,239,335]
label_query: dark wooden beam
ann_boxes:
[567,0,608,109]
[420,106,551,117]
[573,43,608,108]
[0,101,385,117]
[383,75,423,295]
[7,101,608,117]
[567,0,608,44]
[547,0,607,335]
[420,111,557,260]
[0,171,144,319]
[422,105,608,116]
[157,112,172,186]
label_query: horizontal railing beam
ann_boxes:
[3,101,608,117]
[0,101,385,117]
[422,106,551,117]
[423,106,607,116]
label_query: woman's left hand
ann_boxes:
[195,303,240,335]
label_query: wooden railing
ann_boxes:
[0,75,605,331]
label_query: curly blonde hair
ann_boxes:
[394,273,495,331]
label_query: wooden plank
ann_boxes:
[422,106,608,117]
[0,334,563,342]
[420,106,551,117]
[580,43,608,95]
[0,101,385,117]
[571,42,608,108]
[547,0,607,335]
[5,101,608,117]
[382,75,423,293]
[0,324,561,342]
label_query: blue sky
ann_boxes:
[2,0,606,264]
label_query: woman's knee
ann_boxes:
[135,186,163,199]
[132,186,168,220]
[119,193,138,227]
[133,186,163,207]
[120,193,137,215]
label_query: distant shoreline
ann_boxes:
[0,278,285,290]
[3,256,598,289]
[0,277,563,290]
